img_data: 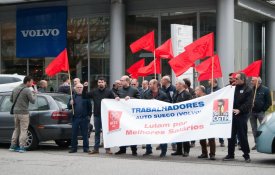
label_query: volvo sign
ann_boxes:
[16,6,67,58]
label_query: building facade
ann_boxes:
[0,0,274,92]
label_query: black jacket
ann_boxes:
[143,89,169,102]
[206,85,220,95]
[252,85,272,113]
[118,86,140,99]
[172,90,192,103]
[82,87,115,117]
[161,84,176,103]
[68,94,92,118]
[233,84,253,116]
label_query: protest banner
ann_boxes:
[101,86,235,148]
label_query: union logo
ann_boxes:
[108,110,122,132]
[211,99,230,125]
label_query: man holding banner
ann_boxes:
[223,73,252,163]
[114,75,141,156]
[142,79,170,157]
[171,80,192,157]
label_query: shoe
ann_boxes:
[142,144,146,149]
[106,150,113,154]
[220,143,225,147]
[209,155,216,160]
[160,152,166,157]
[115,150,126,155]
[244,157,251,163]
[84,149,92,153]
[171,151,182,156]
[251,145,256,150]
[88,150,99,154]
[69,149,77,153]
[156,145,160,150]
[182,152,189,157]
[18,147,26,153]
[223,155,235,161]
[143,151,153,156]
[132,151,137,156]
[9,145,18,152]
[198,154,208,158]
[190,143,195,148]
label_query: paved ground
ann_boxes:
[1,131,275,175]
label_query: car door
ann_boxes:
[0,95,14,141]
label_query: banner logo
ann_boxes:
[108,110,122,132]
[211,99,230,124]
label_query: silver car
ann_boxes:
[256,112,275,154]
[0,92,73,150]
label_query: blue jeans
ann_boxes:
[71,117,89,151]
[94,117,102,150]
[146,144,167,154]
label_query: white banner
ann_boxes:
[101,86,235,148]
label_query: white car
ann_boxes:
[0,74,25,92]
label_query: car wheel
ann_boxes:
[26,128,39,150]
[55,139,71,148]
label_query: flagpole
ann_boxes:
[221,77,225,88]
[154,50,156,79]
[251,77,259,111]
[67,70,74,115]
[211,56,214,93]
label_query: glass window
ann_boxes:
[0,77,21,84]
[0,96,12,112]
[52,95,70,109]
[1,23,27,74]
[89,17,110,88]
[126,14,158,81]
[29,96,49,111]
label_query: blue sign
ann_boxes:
[16,6,67,58]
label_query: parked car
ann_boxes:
[0,92,73,150]
[256,112,275,154]
[0,74,25,92]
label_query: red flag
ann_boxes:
[184,32,214,62]
[45,48,69,77]
[195,54,222,81]
[155,38,174,59]
[241,60,262,77]
[168,51,194,77]
[137,58,161,76]
[130,31,155,53]
[126,58,145,79]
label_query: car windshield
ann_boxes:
[51,95,70,109]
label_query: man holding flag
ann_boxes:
[250,76,272,150]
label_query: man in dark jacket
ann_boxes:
[223,72,253,163]
[161,75,176,103]
[142,79,170,157]
[250,77,272,150]
[114,75,140,156]
[68,83,92,153]
[171,80,192,157]
[58,75,71,94]
[82,77,115,154]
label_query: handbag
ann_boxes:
[10,87,25,115]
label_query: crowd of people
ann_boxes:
[9,72,272,163]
